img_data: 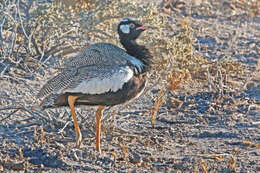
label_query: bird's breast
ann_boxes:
[75,73,147,106]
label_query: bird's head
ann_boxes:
[117,18,148,41]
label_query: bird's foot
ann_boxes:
[96,143,101,153]
[76,132,82,148]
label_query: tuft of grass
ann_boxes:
[120,143,128,161]
[166,69,191,93]
[199,159,208,173]
[150,89,166,127]
[228,155,236,171]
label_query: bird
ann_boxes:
[37,18,152,152]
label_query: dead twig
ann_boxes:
[217,62,224,96]
[0,109,19,122]
[0,106,52,124]
[150,89,166,127]
[58,121,71,134]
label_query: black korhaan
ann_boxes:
[37,18,152,152]
[118,19,152,73]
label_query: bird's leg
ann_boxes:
[96,106,105,153]
[68,95,82,148]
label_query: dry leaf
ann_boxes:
[212,155,224,161]
[253,143,259,148]
[169,97,183,109]
[243,140,251,145]
[179,17,191,28]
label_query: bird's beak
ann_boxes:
[136,26,149,31]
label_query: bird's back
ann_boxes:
[63,43,143,71]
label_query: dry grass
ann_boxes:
[120,143,128,161]
[0,0,259,172]
[228,155,236,171]
[150,89,166,127]
[199,159,208,173]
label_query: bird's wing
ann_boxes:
[62,43,144,72]
[37,69,78,98]
[62,65,134,95]
[38,65,135,98]
[63,48,103,68]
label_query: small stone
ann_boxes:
[249,43,256,49]
[130,153,142,166]
[0,165,3,171]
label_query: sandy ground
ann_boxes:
[0,0,259,172]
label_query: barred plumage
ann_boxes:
[37,69,78,98]
[63,43,144,72]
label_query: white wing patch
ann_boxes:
[120,24,130,34]
[128,56,144,73]
[63,66,134,95]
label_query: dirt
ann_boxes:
[0,0,259,172]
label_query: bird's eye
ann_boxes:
[129,23,135,29]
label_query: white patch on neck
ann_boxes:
[120,24,130,34]
[63,66,134,95]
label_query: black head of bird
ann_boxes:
[117,18,148,41]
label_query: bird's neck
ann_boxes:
[120,39,152,73]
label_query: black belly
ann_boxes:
[53,74,146,107]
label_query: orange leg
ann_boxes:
[96,106,105,153]
[68,95,82,148]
